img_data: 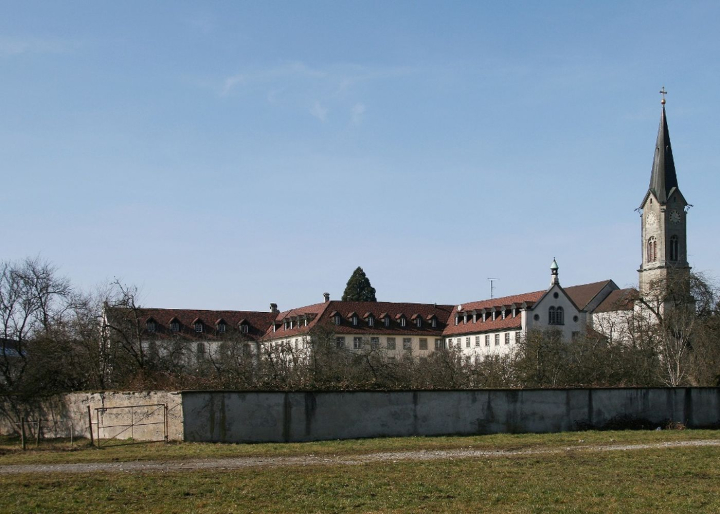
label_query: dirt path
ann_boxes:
[1,439,719,475]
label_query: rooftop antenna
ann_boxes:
[487,278,498,299]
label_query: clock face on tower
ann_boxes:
[670,210,681,224]
[647,212,657,226]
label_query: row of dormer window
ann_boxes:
[146,319,250,334]
[454,306,520,325]
[330,311,438,329]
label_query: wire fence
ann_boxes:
[13,418,75,449]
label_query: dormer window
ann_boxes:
[194,322,203,333]
[431,318,437,328]
[240,323,249,334]
[350,313,358,326]
[400,317,406,328]
[170,319,180,332]
[331,312,341,325]
[367,314,374,327]
[217,322,226,334]
[415,317,422,328]
[384,316,390,327]
[146,320,156,333]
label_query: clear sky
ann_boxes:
[2,1,719,311]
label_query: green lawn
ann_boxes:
[1,441,719,513]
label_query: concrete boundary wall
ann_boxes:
[182,388,720,443]
[1,391,184,441]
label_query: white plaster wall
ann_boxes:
[0,390,183,441]
[526,285,586,340]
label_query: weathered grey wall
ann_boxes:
[182,388,720,443]
[1,391,183,441]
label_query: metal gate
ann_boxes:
[94,403,167,447]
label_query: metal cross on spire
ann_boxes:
[660,86,668,105]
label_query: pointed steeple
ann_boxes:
[648,96,678,204]
[550,258,559,286]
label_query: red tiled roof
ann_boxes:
[441,291,544,337]
[595,288,637,313]
[564,280,615,310]
[122,307,276,341]
[264,301,454,340]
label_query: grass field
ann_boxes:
[1,430,719,513]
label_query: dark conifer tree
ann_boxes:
[341,267,377,301]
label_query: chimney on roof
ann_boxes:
[270,303,278,314]
[323,292,330,303]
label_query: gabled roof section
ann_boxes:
[595,288,637,313]
[564,280,617,311]
[647,105,678,205]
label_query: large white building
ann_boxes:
[120,97,689,362]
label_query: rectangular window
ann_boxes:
[515,331,521,343]
[195,323,203,333]
[403,338,412,350]
[465,337,470,348]
[505,332,510,345]
[387,337,396,350]
[495,334,500,346]
[371,337,380,349]
[400,318,406,327]
[419,338,428,350]
[146,321,156,333]
[368,317,374,327]
[196,343,205,357]
[431,318,437,328]
[336,337,345,349]
[485,335,490,347]
[447,338,453,347]
[435,338,444,350]
[353,337,362,350]
[475,336,480,347]
[218,323,226,333]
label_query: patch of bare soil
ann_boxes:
[1,440,718,475]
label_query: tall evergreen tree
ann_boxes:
[342,267,377,301]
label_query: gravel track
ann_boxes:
[1,439,718,475]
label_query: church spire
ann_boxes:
[648,88,678,204]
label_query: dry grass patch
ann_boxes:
[1,444,719,513]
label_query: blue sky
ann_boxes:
[2,1,719,310]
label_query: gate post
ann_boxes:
[87,405,94,446]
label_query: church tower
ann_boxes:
[638,90,691,299]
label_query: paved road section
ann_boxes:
[1,440,719,475]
